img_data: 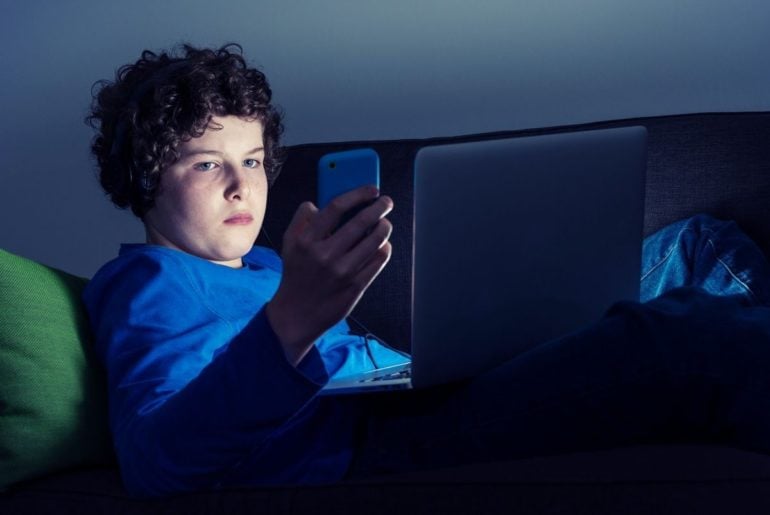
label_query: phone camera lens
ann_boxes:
[329,162,336,169]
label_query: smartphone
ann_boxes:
[317,148,380,209]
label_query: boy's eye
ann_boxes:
[194,162,218,172]
[244,158,261,168]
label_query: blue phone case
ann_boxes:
[317,148,380,209]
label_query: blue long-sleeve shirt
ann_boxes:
[83,244,408,497]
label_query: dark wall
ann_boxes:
[2,1,769,276]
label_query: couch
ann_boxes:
[2,112,770,514]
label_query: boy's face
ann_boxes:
[143,115,267,268]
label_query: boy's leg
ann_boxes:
[347,288,770,478]
[641,214,770,304]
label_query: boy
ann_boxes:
[85,43,770,498]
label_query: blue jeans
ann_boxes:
[639,214,770,305]
[346,214,770,477]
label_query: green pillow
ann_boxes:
[0,248,113,490]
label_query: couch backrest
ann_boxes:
[260,112,770,351]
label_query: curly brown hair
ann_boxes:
[86,43,284,218]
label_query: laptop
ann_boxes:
[320,126,648,395]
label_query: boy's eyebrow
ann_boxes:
[180,146,265,158]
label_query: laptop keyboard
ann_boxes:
[360,365,412,383]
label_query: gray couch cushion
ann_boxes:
[4,445,770,514]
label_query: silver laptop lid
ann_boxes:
[411,126,647,388]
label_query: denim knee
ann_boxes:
[641,214,770,305]
[686,213,733,233]
[642,214,732,278]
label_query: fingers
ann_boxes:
[309,185,380,239]
[284,201,318,244]
[273,193,393,351]
[332,240,393,307]
[281,188,393,294]
[330,195,393,252]
[336,216,393,275]
[352,240,392,293]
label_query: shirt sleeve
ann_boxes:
[84,251,328,497]
[250,245,411,379]
[314,320,411,379]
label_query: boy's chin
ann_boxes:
[212,241,256,263]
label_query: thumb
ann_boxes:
[284,201,318,243]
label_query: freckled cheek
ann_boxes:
[175,191,214,227]
[252,173,268,190]
[255,184,268,211]
[251,178,268,203]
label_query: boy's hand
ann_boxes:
[266,185,393,365]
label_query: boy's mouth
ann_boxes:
[224,213,253,224]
